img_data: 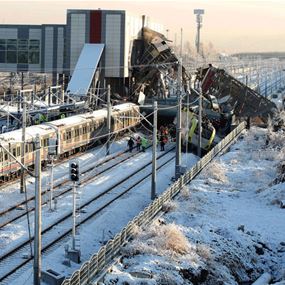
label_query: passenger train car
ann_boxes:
[0,103,140,181]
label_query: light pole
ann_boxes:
[20,89,33,194]
[34,134,42,285]
[20,91,26,194]
[194,9,205,55]
[175,58,182,179]
[106,84,111,156]
[151,101,157,200]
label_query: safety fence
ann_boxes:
[61,121,246,285]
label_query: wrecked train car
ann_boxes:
[197,66,277,122]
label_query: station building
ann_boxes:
[0,9,163,94]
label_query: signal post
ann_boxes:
[66,160,81,263]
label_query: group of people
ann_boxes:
[127,125,170,153]
[127,136,148,153]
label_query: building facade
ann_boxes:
[0,9,163,80]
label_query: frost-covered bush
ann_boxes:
[162,201,177,213]
[162,224,189,254]
[204,161,228,183]
[180,186,190,200]
[123,221,190,257]
[196,244,212,261]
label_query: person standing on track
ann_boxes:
[127,137,134,152]
[136,136,142,151]
[160,135,165,151]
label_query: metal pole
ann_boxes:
[7,103,10,130]
[198,84,202,158]
[49,157,54,211]
[32,84,36,109]
[180,28,183,58]
[106,84,111,156]
[175,59,182,179]
[20,92,26,194]
[17,90,20,129]
[151,101,157,200]
[72,181,76,250]
[48,87,51,106]
[34,134,41,285]
[21,72,24,91]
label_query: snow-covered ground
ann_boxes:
[103,127,285,285]
[2,134,198,285]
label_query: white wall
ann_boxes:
[125,14,142,78]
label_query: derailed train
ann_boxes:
[180,109,217,153]
[0,103,140,181]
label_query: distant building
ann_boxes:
[0,9,163,94]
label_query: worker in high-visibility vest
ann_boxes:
[141,137,148,152]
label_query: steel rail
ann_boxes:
[0,147,174,283]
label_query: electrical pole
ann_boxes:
[20,91,26,194]
[34,134,42,285]
[151,101,157,200]
[175,59,182,179]
[21,72,24,91]
[180,28,183,58]
[49,156,54,211]
[198,84,202,158]
[106,84,111,156]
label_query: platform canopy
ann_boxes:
[67,43,104,97]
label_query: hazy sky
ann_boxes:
[0,0,284,53]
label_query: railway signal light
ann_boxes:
[69,161,79,182]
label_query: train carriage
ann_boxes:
[0,103,140,181]
[0,125,56,180]
[111,103,140,132]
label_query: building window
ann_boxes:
[0,39,5,63]
[29,51,40,64]
[7,51,17,63]
[0,39,40,64]
[18,51,28,64]
[7,39,17,51]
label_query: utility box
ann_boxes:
[66,249,81,264]
[41,269,65,285]
[180,165,187,175]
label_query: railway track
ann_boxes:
[0,139,128,189]
[0,146,146,229]
[0,147,175,284]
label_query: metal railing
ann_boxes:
[61,121,246,285]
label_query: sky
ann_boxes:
[0,0,285,54]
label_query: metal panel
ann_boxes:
[105,14,121,77]
[90,10,102,43]
[44,26,54,72]
[67,43,104,96]
[28,28,41,72]
[57,27,64,73]
[70,13,86,73]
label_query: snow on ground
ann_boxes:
[7,135,198,285]
[103,127,285,285]
[0,134,130,212]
